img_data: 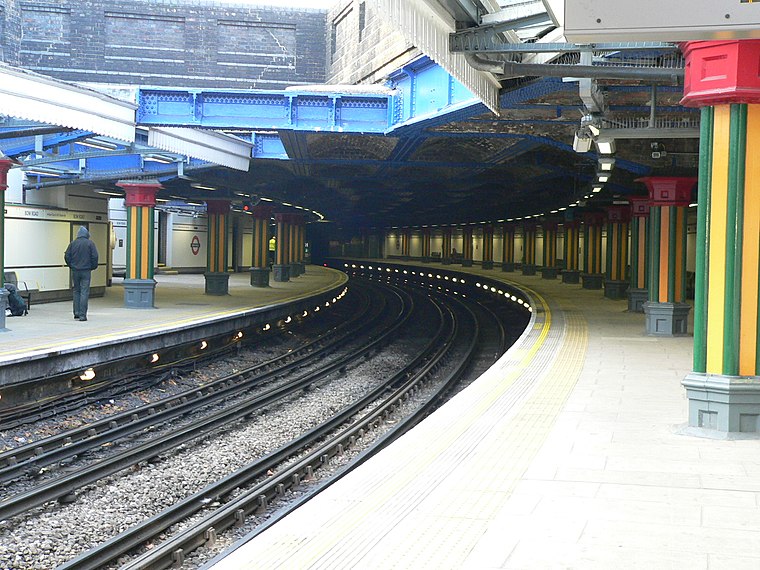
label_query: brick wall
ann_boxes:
[0,0,327,89]
[327,0,419,86]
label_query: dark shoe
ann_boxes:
[79,317,87,321]
[74,316,81,320]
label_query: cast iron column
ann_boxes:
[604,206,630,300]
[521,223,537,275]
[462,226,473,267]
[581,212,604,289]
[204,200,230,295]
[501,223,515,272]
[0,158,16,330]
[562,219,581,284]
[117,180,161,308]
[273,213,290,282]
[482,224,494,269]
[541,221,558,279]
[421,227,432,262]
[628,197,651,312]
[638,177,695,335]
[442,227,452,265]
[679,40,760,432]
[249,204,272,287]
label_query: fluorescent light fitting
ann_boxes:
[25,167,65,177]
[143,153,175,164]
[97,190,123,197]
[595,138,615,155]
[79,138,118,151]
[260,197,273,202]
[596,173,610,183]
[191,183,217,191]
[598,157,616,171]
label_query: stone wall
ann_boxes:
[0,0,327,89]
[326,0,419,86]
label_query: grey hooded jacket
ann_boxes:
[64,226,99,271]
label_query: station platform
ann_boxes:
[208,260,760,570]
[0,266,347,392]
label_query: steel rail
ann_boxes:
[0,284,416,521]
[0,283,382,483]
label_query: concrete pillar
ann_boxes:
[482,224,494,269]
[117,180,161,308]
[249,204,272,287]
[581,212,605,290]
[0,158,17,331]
[273,213,290,282]
[679,40,760,433]
[604,206,630,300]
[541,221,559,279]
[521,223,537,275]
[462,226,473,267]
[628,197,651,312]
[442,227,452,265]
[562,219,581,284]
[501,223,515,272]
[637,177,695,335]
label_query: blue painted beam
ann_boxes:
[137,88,394,134]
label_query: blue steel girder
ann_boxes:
[253,132,288,160]
[137,88,394,133]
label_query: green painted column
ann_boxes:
[482,225,494,269]
[562,219,581,284]
[249,204,272,287]
[501,223,515,272]
[628,197,651,312]
[0,158,17,331]
[679,40,760,432]
[581,212,605,290]
[462,226,473,267]
[205,199,231,295]
[604,206,630,300]
[521,223,537,276]
[117,180,162,308]
[541,221,559,279]
[637,177,695,335]
[442,227,452,265]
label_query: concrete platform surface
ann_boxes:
[208,261,760,570]
[0,266,346,365]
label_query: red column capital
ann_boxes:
[583,212,606,227]
[629,196,651,217]
[117,181,162,207]
[636,176,697,206]
[0,159,19,191]
[606,206,631,223]
[206,200,230,215]
[681,40,760,107]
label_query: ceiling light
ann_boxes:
[25,166,66,177]
[143,153,175,164]
[598,157,616,171]
[595,138,615,155]
[78,138,118,151]
[191,183,217,191]
[596,173,610,183]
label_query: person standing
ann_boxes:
[64,225,99,321]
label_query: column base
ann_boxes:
[481,260,494,270]
[522,264,536,276]
[442,258,452,265]
[562,270,580,284]
[124,278,157,308]
[628,288,648,313]
[461,259,473,267]
[581,273,603,289]
[683,372,760,434]
[421,256,432,263]
[643,301,691,336]
[541,267,558,279]
[273,264,290,282]
[205,272,230,296]
[501,262,515,272]
[250,267,270,288]
[289,263,301,278]
[604,279,629,300]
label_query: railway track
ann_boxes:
[0,271,525,570]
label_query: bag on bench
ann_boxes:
[5,283,28,316]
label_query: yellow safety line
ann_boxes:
[246,277,587,569]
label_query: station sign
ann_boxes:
[4,205,105,223]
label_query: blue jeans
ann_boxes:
[72,269,92,319]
